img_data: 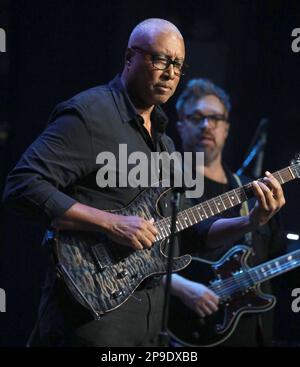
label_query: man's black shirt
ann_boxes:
[2,75,218,346]
[3,76,175,222]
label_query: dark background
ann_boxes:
[1,0,300,346]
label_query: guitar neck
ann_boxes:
[209,249,300,300]
[155,164,299,241]
[248,249,300,284]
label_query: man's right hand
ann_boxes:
[52,202,158,251]
[179,280,219,317]
[170,274,219,317]
[104,214,158,251]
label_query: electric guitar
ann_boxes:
[168,244,300,347]
[53,156,300,319]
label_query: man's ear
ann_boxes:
[125,48,134,65]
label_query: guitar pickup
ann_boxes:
[90,244,113,271]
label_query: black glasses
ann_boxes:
[185,113,227,128]
[131,46,187,76]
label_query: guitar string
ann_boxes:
[213,259,300,296]
[151,166,297,294]
[154,167,293,239]
[210,256,300,298]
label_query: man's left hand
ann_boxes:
[249,171,286,227]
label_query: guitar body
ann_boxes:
[168,246,276,347]
[54,184,191,317]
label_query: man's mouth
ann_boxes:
[155,84,172,92]
[197,136,215,148]
[200,135,214,143]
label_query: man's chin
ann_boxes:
[204,150,219,164]
[198,145,216,159]
[152,91,173,104]
[156,96,171,105]
[196,142,213,151]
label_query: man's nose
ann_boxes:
[200,117,211,129]
[163,64,176,79]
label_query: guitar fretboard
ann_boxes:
[249,249,300,283]
[154,164,299,241]
[211,249,300,299]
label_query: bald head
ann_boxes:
[121,18,185,109]
[128,18,183,47]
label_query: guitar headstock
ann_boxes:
[290,153,300,178]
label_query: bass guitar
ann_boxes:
[168,244,300,347]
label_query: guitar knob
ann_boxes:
[111,290,123,299]
[117,270,128,278]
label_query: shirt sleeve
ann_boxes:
[2,113,94,223]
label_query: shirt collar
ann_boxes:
[108,74,168,133]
